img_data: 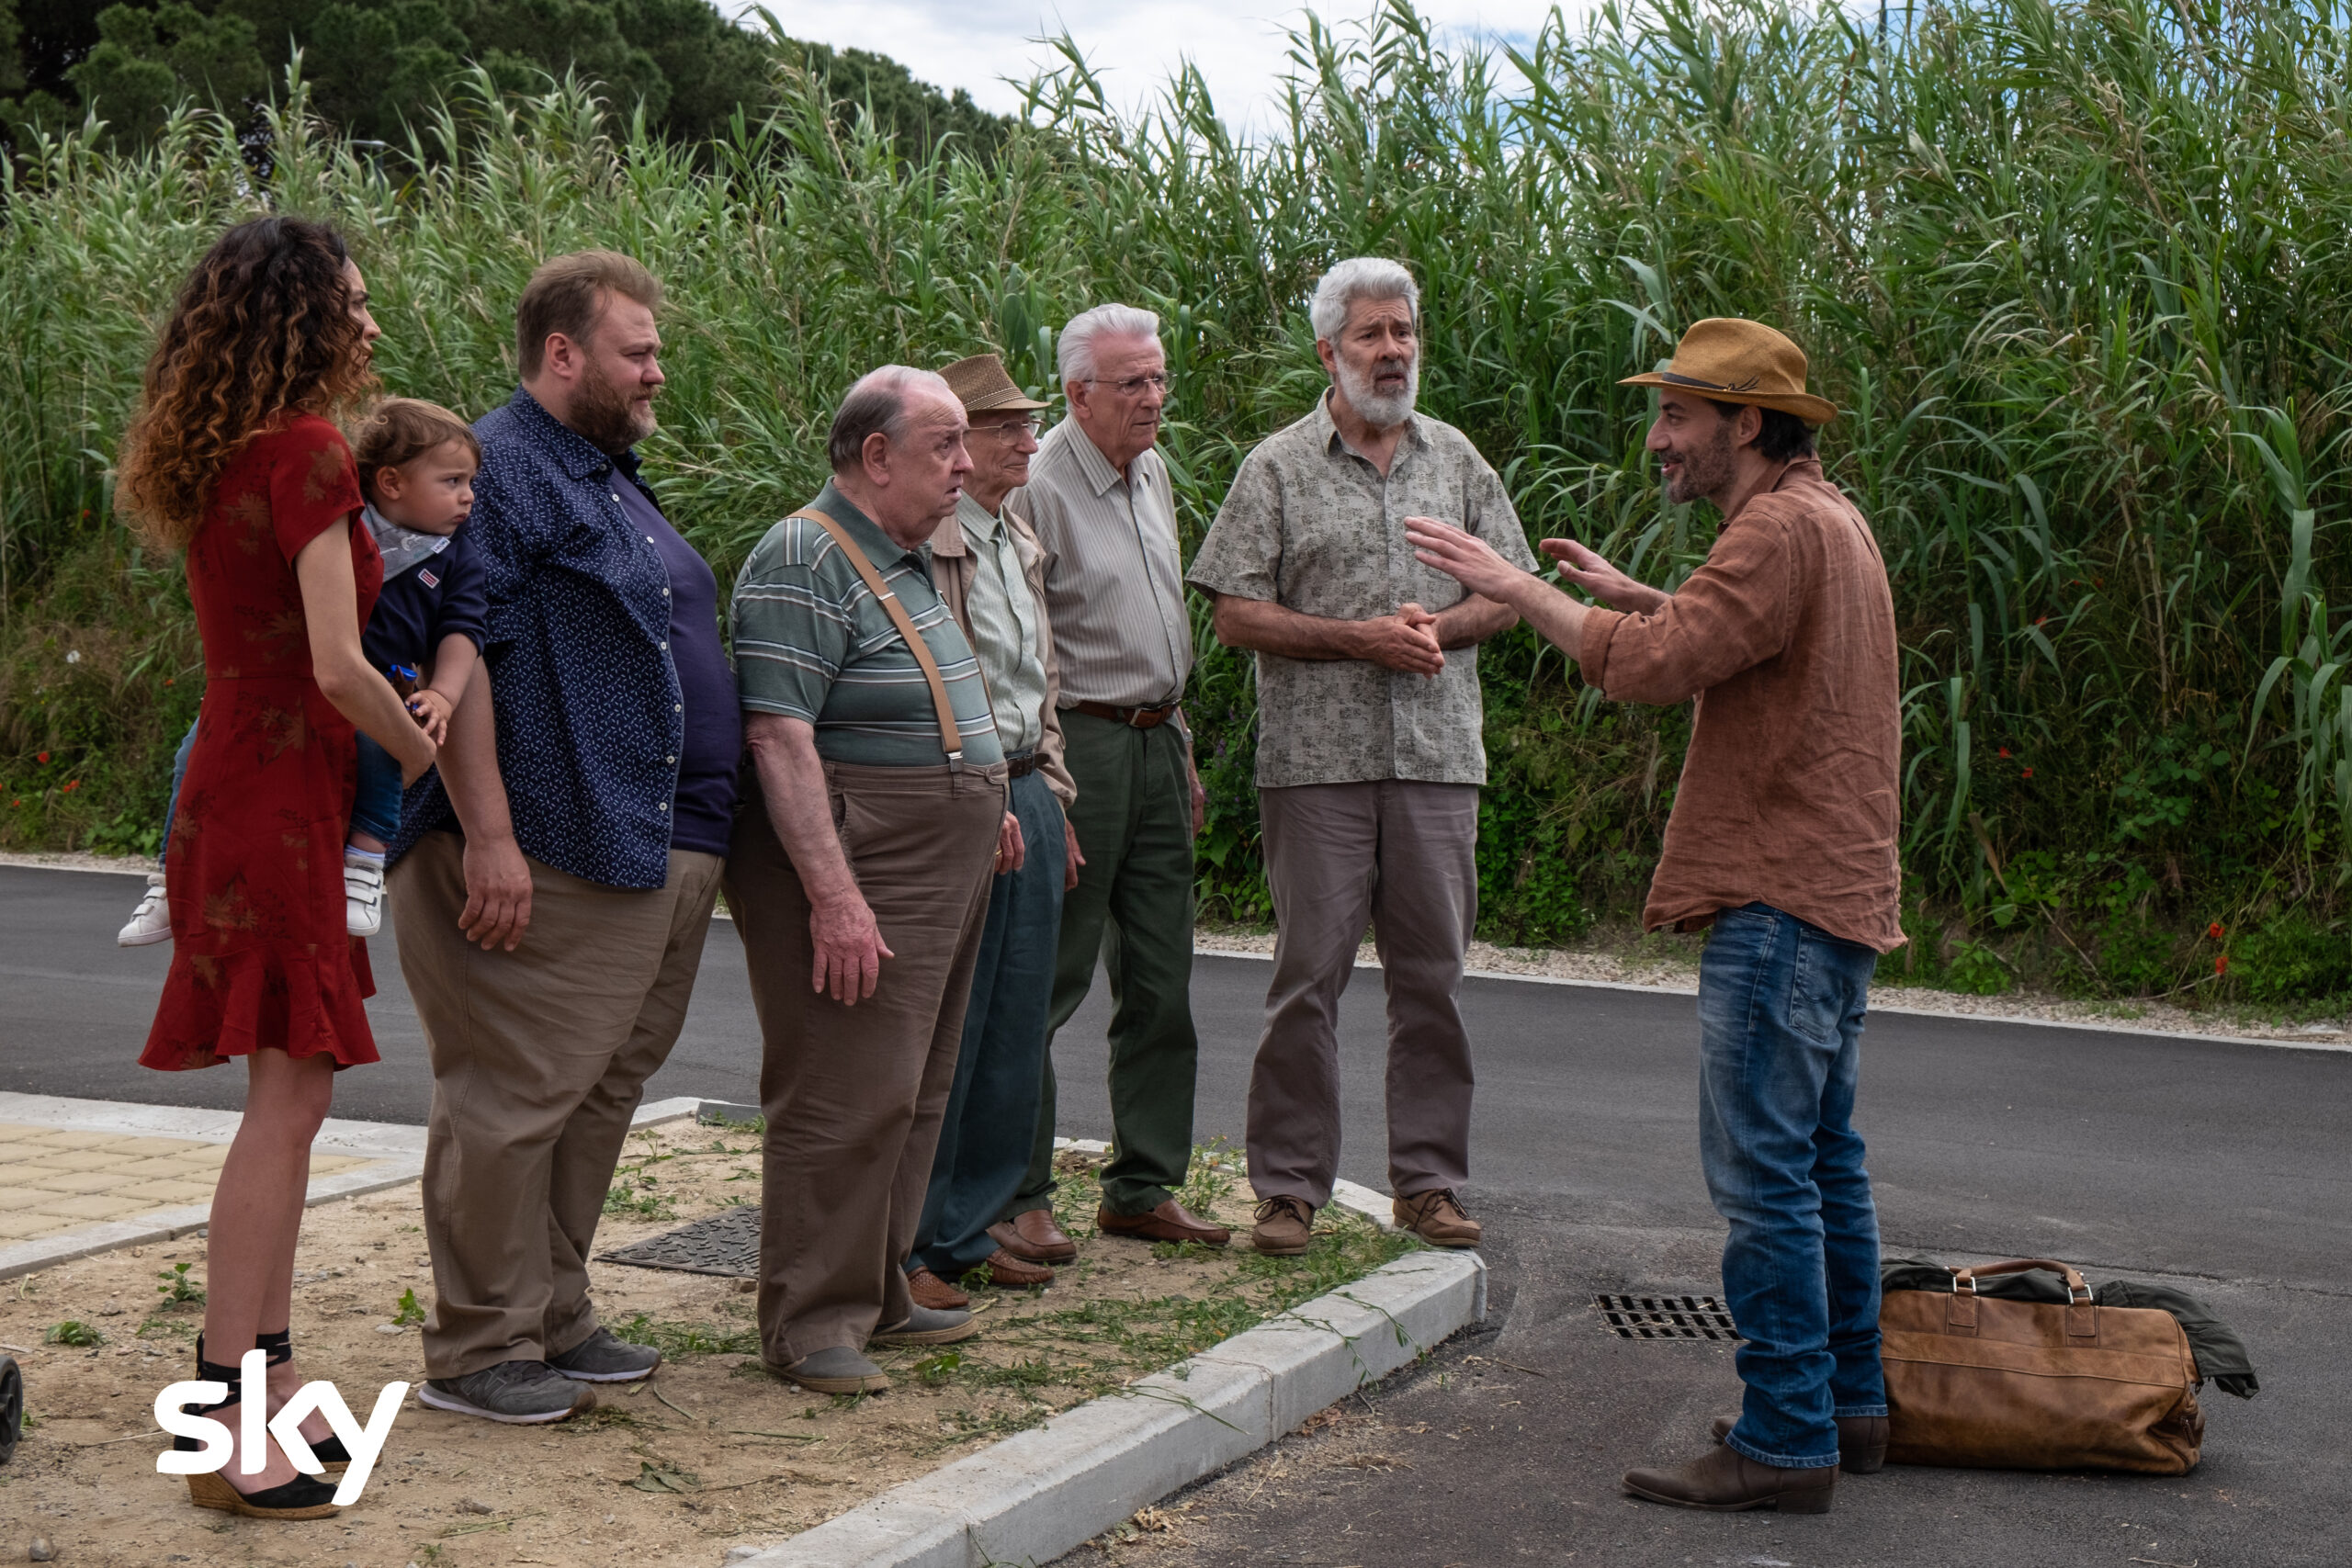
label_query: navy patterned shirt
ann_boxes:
[390,389,740,888]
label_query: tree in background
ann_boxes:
[0,0,1007,157]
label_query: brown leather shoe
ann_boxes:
[1623,1443,1836,1512]
[1711,1414,1888,1474]
[906,1266,968,1311]
[989,1211,1077,1264]
[1393,1188,1482,1247]
[1250,1195,1314,1256]
[986,1248,1054,1288]
[1094,1200,1231,1247]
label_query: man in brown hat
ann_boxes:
[901,354,1079,1307]
[1407,318,1902,1516]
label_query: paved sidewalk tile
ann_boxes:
[0,1121,364,1244]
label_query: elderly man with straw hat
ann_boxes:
[900,354,1079,1309]
[1408,318,1902,1517]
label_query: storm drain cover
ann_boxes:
[1594,1293,1741,1341]
[599,1205,762,1278]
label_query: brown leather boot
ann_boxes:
[988,1211,1077,1264]
[1623,1443,1836,1512]
[1250,1196,1314,1256]
[906,1266,968,1311]
[1096,1200,1231,1247]
[1710,1414,1888,1474]
[1393,1188,1482,1247]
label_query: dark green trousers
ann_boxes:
[1003,709,1199,1217]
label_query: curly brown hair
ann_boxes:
[116,217,378,550]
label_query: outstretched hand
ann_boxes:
[1406,518,1529,604]
[1542,537,1669,614]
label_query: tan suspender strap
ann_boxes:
[788,507,963,766]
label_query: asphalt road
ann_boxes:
[7,862,2350,1563]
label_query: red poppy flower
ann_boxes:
[2214,953,2229,976]
[2208,922,2225,941]
[62,780,79,793]
[1998,748,2011,759]
[2020,767,2033,779]
[36,751,50,764]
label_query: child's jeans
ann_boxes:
[158,712,400,863]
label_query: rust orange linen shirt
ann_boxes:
[1577,457,1904,953]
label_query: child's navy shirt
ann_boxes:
[361,514,488,678]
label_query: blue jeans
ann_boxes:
[910,766,1069,1279]
[349,732,402,845]
[159,716,199,866]
[1699,902,1886,1470]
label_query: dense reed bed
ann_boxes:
[5,0,2350,1000]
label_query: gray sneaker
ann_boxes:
[868,1305,979,1348]
[548,1326,662,1383]
[774,1347,890,1395]
[416,1359,594,1424]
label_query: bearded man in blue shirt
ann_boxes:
[389,252,741,1425]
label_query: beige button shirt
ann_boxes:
[1008,418,1193,709]
[1189,393,1537,787]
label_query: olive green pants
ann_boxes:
[1005,711,1200,1218]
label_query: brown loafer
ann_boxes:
[906,1266,969,1311]
[1711,1414,1887,1474]
[1393,1188,1482,1247]
[1094,1199,1231,1247]
[1623,1443,1835,1512]
[986,1248,1055,1288]
[989,1211,1077,1264]
[1250,1195,1314,1256]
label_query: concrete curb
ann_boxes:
[0,1091,701,1280]
[733,1247,1484,1568]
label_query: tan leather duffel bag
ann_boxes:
[1882,1258,2204,1473]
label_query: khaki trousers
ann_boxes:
[390,829,723,1380]
[724,759,1004,1365]
[1246,781,1480,1208]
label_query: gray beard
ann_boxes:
[1338,355,1418,430]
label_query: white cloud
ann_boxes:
[736,1,1570,133]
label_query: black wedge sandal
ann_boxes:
[256,1328,351,1472]
[176,1337,340,1519]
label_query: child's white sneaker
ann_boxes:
[118,873,172,947]
[344,855,385,937]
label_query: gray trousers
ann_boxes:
[1245,780,1480,1208]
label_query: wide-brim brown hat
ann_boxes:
[1618,318,1838,426]
[941,353,1049,414]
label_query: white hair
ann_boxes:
[1057,303,1161,386]
[829,365,956,472]
[1310,256,1419,343]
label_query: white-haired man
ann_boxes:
[1190,257,1536,1256]
[991,304,1228,1260]
[724,366,1013,1395]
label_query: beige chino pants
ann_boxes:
[390,830,723,1381]
[724,759,1004,1366]
[1246,780,1481,1209]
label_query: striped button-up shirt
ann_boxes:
[1009,419,1193,708]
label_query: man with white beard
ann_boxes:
[1190,257,1536,1256]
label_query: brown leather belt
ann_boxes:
[1072,699,1178,729]
[1005,751,1040,779]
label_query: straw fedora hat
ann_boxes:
[1618,318,1838,426]
[940,353,1049,414]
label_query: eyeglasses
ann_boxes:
[970,417,1041,442]
[1082,372,1170,398]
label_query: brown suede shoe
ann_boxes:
[1393,1188,1482,1248]
[986,1248,1055,1288]
[1710,1414,1888,1474]
[989,1211,1077,1264]
[1250,1195,1314,1256]
[906,1266,968,1312]
[1095,1200,1231,1247]
[1623,1443,1836,1512]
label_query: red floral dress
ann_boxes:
[141,415,385,1071]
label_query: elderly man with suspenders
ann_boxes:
[723,366,1015,1396]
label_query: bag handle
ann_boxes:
[789,507,963,768]
[1948,1258,2098,1341]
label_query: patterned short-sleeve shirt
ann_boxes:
[730,484,1004,768]
[1188,393,1537,787]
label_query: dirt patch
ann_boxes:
[0,1124,1413,1566]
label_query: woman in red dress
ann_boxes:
[117,217,436,1518]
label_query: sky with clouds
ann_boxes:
[739,2,1576,131]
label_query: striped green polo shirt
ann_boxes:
[730,483,1005,768]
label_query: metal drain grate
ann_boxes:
[1594,1292,1741,1341]
[599,1205,763,1278]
